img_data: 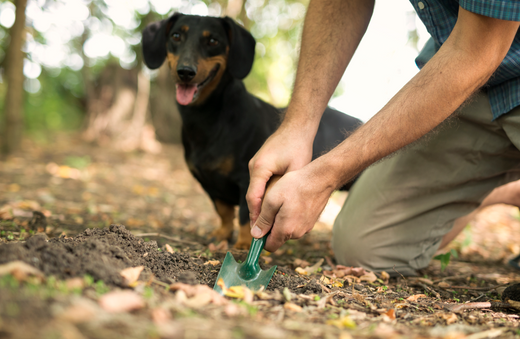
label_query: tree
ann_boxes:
[1,0,28,156]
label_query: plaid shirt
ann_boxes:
[411,0,520,119]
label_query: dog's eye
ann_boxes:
[208,38,219,47]
[171,33,181,42]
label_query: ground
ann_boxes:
[1,133,520,339]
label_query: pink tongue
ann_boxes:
[176,84,198,105]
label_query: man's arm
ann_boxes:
[246,0,375,229]
[252,7,520,252]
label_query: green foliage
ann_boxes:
[434,249,458,272]
[64,155,91,169]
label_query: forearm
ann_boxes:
[311,8,520,190]
[282,0,374,136]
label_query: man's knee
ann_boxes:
[332,213,429,276]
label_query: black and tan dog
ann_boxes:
[142,14,362,249]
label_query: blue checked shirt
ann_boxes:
[411,0,520,119]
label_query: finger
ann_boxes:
[264,218,291,252]
[246,170,271,227]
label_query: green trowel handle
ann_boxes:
[238,175,280,280]
[238,234,268,280]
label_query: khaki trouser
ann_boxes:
[332,91,520,276]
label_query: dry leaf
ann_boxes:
[120,266,144,286]
[437,281,450,288]
[294,258,310,268]
[208,240,228,252]
[170,282,228,306]
[0,261,44,281]
[295,258,324,275]
[359,271,377,283]
[384,309,396,321]
[380,271,390,283]
[164,244,174,254]
[0,205,13,219]
[284,302,302,312]
[57,298,99,323]
[335,265,367,277]
[204,260,221,266]
[65,277,85,290]
[406,294,427,302]
[151,308,171,324]
[263,256,273,264]
[224,303,242,317]
[441,312,458,325]
[99,291,145,313]
[327,316,356,329]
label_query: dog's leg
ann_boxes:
[234,223,253,249]
[210,200,235,242]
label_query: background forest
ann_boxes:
[0,0,426,155]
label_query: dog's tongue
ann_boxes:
[176,84,197,105]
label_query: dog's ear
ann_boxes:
[222,17,256,79]
[142,13,182,69]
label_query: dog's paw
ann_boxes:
[234,232,252,250]
[210,227,233,242]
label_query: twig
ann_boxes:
[134,232,201,246]
[445,301,517,313]
[152,279,171,290]
[439,283,509,291]
[432,274,472,283]
[419,282,441,299]
[325,256,336,270]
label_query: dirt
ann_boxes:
[2,133,520,339]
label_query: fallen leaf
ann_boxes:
[327,316,356,329]
[283,287,292,301]
[380,271,390,283]
[204,260,221,266]
[151,308,171,324]
[437,281,450,288]
[284,302,302,312]
[441,312,458,325]
[165,244,174,253]
[406,294,427,302]
[170,282,228,306]
[359,271,377,283]
[466,329,503,339]
[384,309,396,320]
[99,290,145,313]
[294,258,310,268]
[224,303,242,317]
[295,258,324,275]
[263,256,273,264]
[0,261,44,281]
[120,266,144,286]
[0,205,13,219]
[66,277,85,290]
[208,240,228,252]
[335,265,367,277]
[57,298,99,323]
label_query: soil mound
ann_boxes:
[0,225,215,286]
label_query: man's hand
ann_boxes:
[250,168,335,252]
[246,126,314,229]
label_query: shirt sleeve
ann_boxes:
[459,0,520,22]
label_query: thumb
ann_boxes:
[250,197,279,238]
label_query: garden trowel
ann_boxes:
[213,177,280,294]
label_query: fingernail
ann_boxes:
[251,225,262,238]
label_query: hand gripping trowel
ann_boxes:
[213,177,280,294]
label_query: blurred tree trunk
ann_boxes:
[149,64,182,144]
[1,0,28,156]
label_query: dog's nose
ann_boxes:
[177,66,197,82]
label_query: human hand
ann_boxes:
[250,167,335,252]
[246,126,314,228]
